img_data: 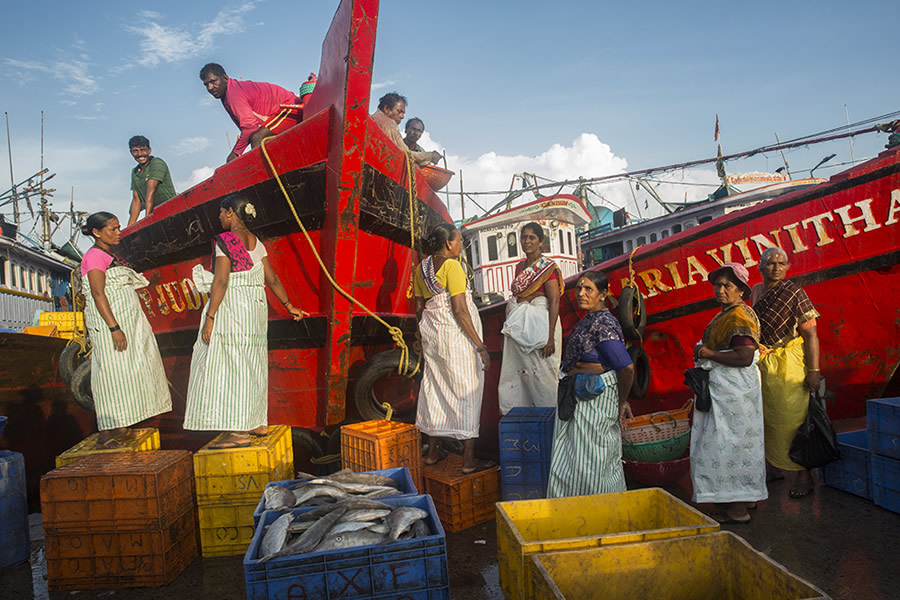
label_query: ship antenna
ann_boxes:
[4,112,18,226]
[774,132,791,180]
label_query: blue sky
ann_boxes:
[1,0,897,246]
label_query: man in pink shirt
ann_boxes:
[200,63,316,163]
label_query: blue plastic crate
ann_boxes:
[252,467,418,527]
[872,454,900,514]
[0,415,6,437]
[245,494,448,600]
[821,430,873,499]
[867,397,900,459]
[499,408,555,501]
[0,450,30,572]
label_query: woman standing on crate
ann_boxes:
[183,194,306,448]
[497,222,563,415]
[414,223,493,474]
[80,212,172,448]
[751,247,821,499]
[691,263,767,524]
[547,271,634,498]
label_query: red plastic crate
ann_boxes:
[45,503,199,590]
[41,451,195,534]
[424,454,500,532]
[341,420,423,491]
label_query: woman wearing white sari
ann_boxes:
[80,212,171,448]
[184,194,305,448]
[414,223,492,473]
[498,222,562,415]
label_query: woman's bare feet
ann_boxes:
[210,432,252,449]
[715,502,751,524]
[789,469,814,499]
[249,426,269,437]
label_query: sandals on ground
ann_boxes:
[461,459,497,474]
[210,434,253,449]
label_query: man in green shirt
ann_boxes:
[128,135,177,226]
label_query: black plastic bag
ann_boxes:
[683,367,711,412]
[557,376,577,422]
[789,391,841,469]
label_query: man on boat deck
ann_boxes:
[404,117,427,153]
[200,63,317,163]
[372,93,441,167]
[127,135,177,227]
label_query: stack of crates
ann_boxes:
[193,425,293,557]
[499,407,555,501]
[341,420,423,491]
[424,453,500,532]
[822,396,900,512]
[0,450,29,573]
[40,451,198,590]
[55,428,161,467]
[38,312,85,340]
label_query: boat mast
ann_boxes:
[4,112,17,226]
[774,132,792,180]
[40,111,51,249]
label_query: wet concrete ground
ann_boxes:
[2,476,898,600]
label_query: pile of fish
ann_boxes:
[257,498,431,560]
[261,468,408,512]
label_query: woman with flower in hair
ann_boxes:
[184,194,306,448]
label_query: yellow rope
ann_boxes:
[624,245,644,344]
[310,453,342,465]
[259,138,419,380]
[381,402,393,422]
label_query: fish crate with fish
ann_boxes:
[54,427,161,468]
[193,425,294,505]
[0,451,29,573]
[499,407,555,501]
[424,453,500,533]
[341,420,424,492]
[821,430,873,500]
[40,451,195,534]
[252,466,418,526]
[867,397,900,460]
[44,503,199,591]
[244,494,448,600]
[496,488,720,600]
[529,532,829,600]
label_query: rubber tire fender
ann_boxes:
[70,359,95,412]
[627,345,650,400]
[58,343,84,386]
[352,349,422,423]
[618,285,647,341]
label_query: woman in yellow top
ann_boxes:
[414,223,491,473]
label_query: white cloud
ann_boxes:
[173,137,211,155]
[2,45,100,99]
[178,166,215,191]
[371,79,398,91]
[127,2,258,66]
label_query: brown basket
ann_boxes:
[622,413,690,444]
[420,164,455,191]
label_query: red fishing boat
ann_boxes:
[479,146,900,439]
[105,0,449,438]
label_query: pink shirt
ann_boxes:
[223,79,298,155]
[81,247,114,276]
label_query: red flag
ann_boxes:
[714,114,720,142]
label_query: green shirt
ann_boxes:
[131,156,177,208]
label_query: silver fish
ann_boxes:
[328,521,376,535]
[328,470,400,488]
[263,485,296,511]
[286,520,315,534]
[411,519,430,538]
[312,529,387,553]
[259,513,293,559]
[342,508,391,522]
[274,505,348,558]
[386,507,428,541]
[293,484,348,506]
[367,523,391,536]
[363,487,399,499]
[299,498,392,521]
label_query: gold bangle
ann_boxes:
[207,314,215,321]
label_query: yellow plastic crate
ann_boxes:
[530,531,829,599]
[23,325,59,337]
[55,428,161,468]
[194,425,293,505]
[39,312,85,339]
[197,499,257,557]
[341,420,423,491]
[497,488,720,600]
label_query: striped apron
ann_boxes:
[184,262,268,431]
[547,370,626,498]
[83,266,172,430]
[415,288,485,440]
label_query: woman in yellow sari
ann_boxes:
[690,262,767,524]
[751,247,820,499]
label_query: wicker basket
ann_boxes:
[623,455,691,487]
[622,413,690,445]
[622,430,690,463]
[625,400,693,429]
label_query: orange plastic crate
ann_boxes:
[341,420,423,490]
[45,503,199,590]
[41,451,194,534]
[423,454,500,532]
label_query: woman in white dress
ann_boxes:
[184,195,305,448]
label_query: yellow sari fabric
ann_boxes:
[701,302,760,351]
[758,336,808,471]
